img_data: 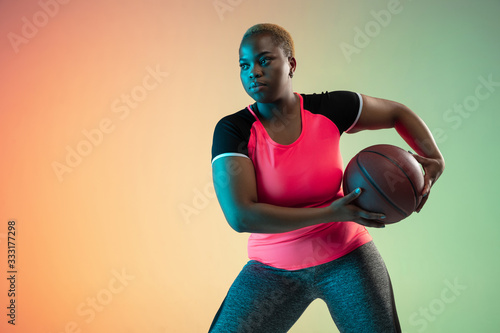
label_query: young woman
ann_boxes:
[209,23,444,333]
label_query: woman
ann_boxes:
[209,23,444,333]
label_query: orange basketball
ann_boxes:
[343,144,425,224]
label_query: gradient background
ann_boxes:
[1,0,499,332]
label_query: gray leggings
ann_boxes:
[209,241,401,333]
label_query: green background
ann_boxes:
[210,0,500,332]
[286,1,500,332]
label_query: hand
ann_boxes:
[329,188,386,228]
[409,153,445,212]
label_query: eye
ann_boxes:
[259,58,270,66]
[239,63,249,70]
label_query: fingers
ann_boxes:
[352,205,386,228]
[342,187,362,204]
[409,151,427,164]
[342,188,386,228]
[421,177,433,197]
[354,217,386,228]
[357,208,385,221]
[416,191,429,213]
[409,151,436,204]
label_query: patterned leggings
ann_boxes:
[209,241,401,333]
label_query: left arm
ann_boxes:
[348,94,445,212]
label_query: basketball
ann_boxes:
[343,144,425,224]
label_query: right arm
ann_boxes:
[212,155,386,234]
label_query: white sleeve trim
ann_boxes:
[346,92,363,133]
[211,152,250,165]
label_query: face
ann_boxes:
[238,33,295,103]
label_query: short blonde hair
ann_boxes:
[242,23,295,58]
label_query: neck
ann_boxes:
[254,91,299,122]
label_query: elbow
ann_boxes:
[225,211,250,233]
[231,223,247,233]
[437,155,446,171]
[220,200,257,233]
[230,221,250,234]
[393,103,413,126]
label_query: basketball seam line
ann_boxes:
[355,155,408,217]
[364,150,420,206]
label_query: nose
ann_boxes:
[249,65,262,79]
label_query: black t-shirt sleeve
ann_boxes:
[211,109,254,163]
[301,91,362,134]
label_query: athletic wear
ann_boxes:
[208,241,402,333]
[211,91,372,270]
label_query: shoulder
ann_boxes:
[300,91,361,111]
[299,91,362,134]
[212,107,256,161]
[215,107,255,132]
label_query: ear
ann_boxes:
[288,56,297,75]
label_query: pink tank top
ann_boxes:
[212,92,372,270]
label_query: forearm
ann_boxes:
[235,202,334,234]
[214,155,384,235]
[394,106,445,163]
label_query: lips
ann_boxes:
[250,81,266,89]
